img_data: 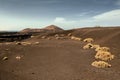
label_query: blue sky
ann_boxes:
[0,0,120,31]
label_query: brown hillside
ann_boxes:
[0,27,120,80]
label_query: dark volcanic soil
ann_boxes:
[0,27,120,80]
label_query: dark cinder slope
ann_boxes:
[0,27,120,80]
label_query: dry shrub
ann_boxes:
[55,37,65,40]
[41,36,46,39]
[16,42,31,46]
[47,37,51,40]
[31,36,34,38]
[54,34,59,37]
[91,61,111,68]
[83,38,94,43]
[22,42,31,45]
[67,33,72,36]
[95,47,110,52]
[2,56,8,61]
[71,36,81,41]
[16,56,21,60]
[34,42,40,45]
[83,43,93,49]
[16,55,23,60]
[16,42,22,45]
[95,51,114,61]
[91,44,100,49]
[56,37,60,40]
[60,34,65,37]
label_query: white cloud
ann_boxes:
[55,9,120,27]
[54,17,76,23]
[93,9,120,21]
[91,9,120,26]
[54,17,66,23]
[53,9,120,29]
[53,17,78,29]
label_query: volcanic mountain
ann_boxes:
[20,25,64,33]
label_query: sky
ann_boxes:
[0,0,120,31]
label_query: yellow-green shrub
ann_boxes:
[91,61,111,68]
[83,38,94,43]
[91,44,100,49]
[83,43,93,49]
[71,36,81,41]
[95,51,114,61]
[95,47,110,52]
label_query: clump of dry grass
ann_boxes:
[54,34,59,37]
[91,44,100,49]
[56,36,66,40]
[82,37,114,68]
[95,51,114,61]
[60,34,65,37]
[95,47,110,52]
[16,55,24,60]
[16,56,21,60]
[91,61,111,68]
[31,36,34,38]
[16,42,31,46]
[55,36,60,40]
[41,36,46,39]
[71,36,82,41]
[34,42,40,45]
[67,33,72,36]
[47,37,51,40]
[83,43,93,49]
[16,42,22,45]
[2,56,8,61]
[83,38,94,43]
